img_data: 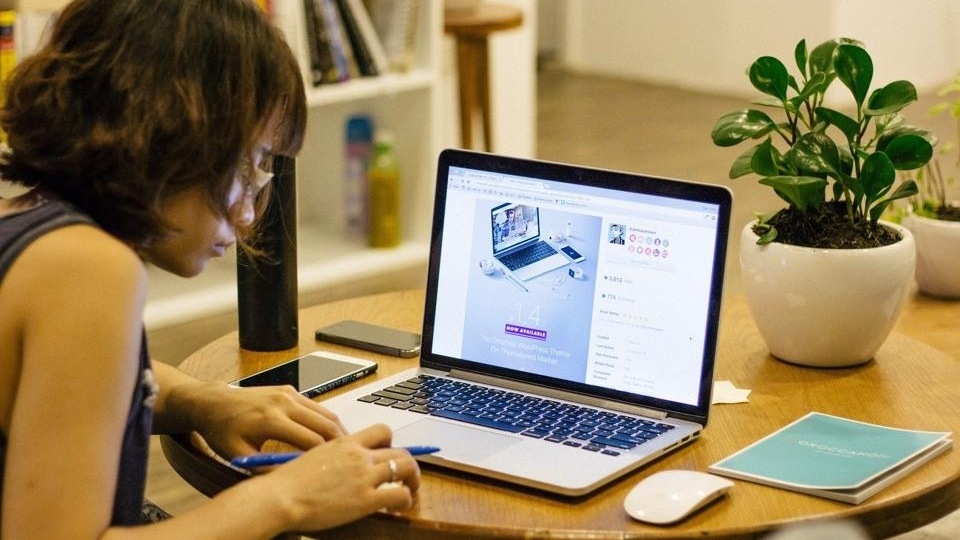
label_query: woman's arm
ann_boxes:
[2,225,148,540]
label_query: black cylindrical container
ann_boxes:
[237,155,298,351]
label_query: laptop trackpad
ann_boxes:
[393,418,521,462]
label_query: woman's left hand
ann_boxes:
[194,384,349,457]
[152,363,348,457]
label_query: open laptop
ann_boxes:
[490,202,569,281]
[319,149,733,496]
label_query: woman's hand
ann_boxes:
[151,363,348,457]
[195,383,349,457]
[251,423,422,532]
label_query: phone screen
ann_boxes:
[234,353,377,396]
[561,245,584,260]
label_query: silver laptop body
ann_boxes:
[320,149,733,496]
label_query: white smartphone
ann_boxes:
[230,352,378,398]
[560,245,586,262]
[315,320,422,357]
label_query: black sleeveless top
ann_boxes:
[0,199,156,526]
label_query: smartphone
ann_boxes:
[560,245,586,262]
[230,352,378,398]
[315,320,422,357]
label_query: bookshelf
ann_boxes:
[10,0,443,328]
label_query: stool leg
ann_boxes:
[455,38,477,149]
[475,37,492,151]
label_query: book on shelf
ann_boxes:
[0,8,13,143]
[303,0,343,85]
[0,9,15,85]
[336,0,389,77]
[708,412,953,504]
[366,0,420,73]
[317,0,359,82]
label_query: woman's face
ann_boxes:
[140,121,277,277]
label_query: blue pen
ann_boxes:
[230,445,442,469]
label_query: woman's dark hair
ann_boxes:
[0,0,307,247]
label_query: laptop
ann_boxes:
[319,149,733,496]
[490,202,569,281]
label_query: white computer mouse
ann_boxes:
[623,470,733,525]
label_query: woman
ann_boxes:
[0,0,420,538]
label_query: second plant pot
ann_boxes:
[902,213,960,299]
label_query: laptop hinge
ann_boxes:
[448,369,668,420]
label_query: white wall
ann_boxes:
[557,0,960,98]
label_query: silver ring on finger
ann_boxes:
[387,458,399,483]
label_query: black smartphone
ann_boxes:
[315,320,422,357]
[230,352,378,398]
[560,245,586,262]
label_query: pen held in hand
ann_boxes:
[230,445,442,469]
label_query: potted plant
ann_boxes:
[711,37,934,367]
[900,73,960,298]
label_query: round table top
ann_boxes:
[444,3,523,37]
[169,290,960,540]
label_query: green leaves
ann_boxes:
[869,179,918,223]
[816,107,858,140]
[866,80,918,116]
[711,37,935,241]
[750,139,781,176]
[793,132,843,176]
[861,151,896,207]
[710,109,776,147]
[750,56,790,100]
[834,44,873,108]
[882,133,933,170]
[760,176,828,212]
[808,40,838,80]
[807,38,862,88]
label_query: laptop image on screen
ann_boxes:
[490,202,569,281]
[318,149,733,496]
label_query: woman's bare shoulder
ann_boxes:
[26,223,142,274]
[3,223,147,316]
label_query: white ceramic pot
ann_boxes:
[740,221,916,368]
[902,213,960,299]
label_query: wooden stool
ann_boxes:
[444,3,523,151]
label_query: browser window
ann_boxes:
[432,165,723,407]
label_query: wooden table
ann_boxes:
[162,290,960,539]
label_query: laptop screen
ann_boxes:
[491,203,541,255]
[421,150,731,424]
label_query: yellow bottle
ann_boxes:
[367,131,400,247]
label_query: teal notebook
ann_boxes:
[709,412,952,504]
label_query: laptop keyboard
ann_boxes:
[497,241,558,271]
[358,374,675,457]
